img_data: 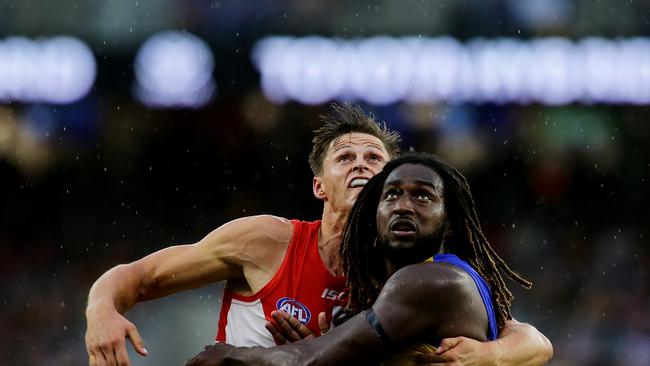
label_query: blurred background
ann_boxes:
[1,1,649,365]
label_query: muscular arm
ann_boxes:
[187,263,488,366]
[428,319,552,366]
[489,319,553,366]
[85,215,292,366]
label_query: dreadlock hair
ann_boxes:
[341,152,532,329]
[308,103,401,176]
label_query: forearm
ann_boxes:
[491,319,553,366]
[87,264,145,315]
[189,315,385,366]
[214,344,315,366]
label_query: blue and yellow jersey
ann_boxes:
[383,254,498,366]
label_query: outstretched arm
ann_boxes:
[85,215,292,366]
[186,263,486,366]
[187,314,386,366]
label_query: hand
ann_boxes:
[414,337,497,366]
[331,306,351,326]
[85,304,147,366]
[264,311,330,344]
[185,343,236,366]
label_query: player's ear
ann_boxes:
[313,176,327,200]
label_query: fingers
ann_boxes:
[413,351,449,364]
[89,343,130,366]
[278,311,313,338]
[114,343,130,366]
[88,346,109,366]
[272,311,301,341]
[271,311,312,341]
[96,347,112,366]
[265,310,318,344]
[436,337,463,354]
[317,312,330,335]
[87,326,145,366]
[265,320,289,345]
[107,348,120,366]
[126,324,148,356]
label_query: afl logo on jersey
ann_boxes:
[276,297,311,324]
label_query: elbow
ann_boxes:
[526,323,553,365]
[114,262,152,303]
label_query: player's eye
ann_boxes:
[415,190,433,202]
[417,194,432,201]
[384,188,400,200]
[337,155,351,162]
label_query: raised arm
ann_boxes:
[186,262,486,366]
[85,215,292,366]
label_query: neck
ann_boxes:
[318,203,350,276]
[381,244,443,278]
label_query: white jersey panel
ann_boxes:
[224,298,275,347]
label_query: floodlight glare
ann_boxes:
[134,31,216,108]
[0,36,96,104]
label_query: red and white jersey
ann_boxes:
[216,220,347,347]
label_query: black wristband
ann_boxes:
[365,308,392,345]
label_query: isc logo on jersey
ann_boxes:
[321,288,346,301]
[276,297,311,324]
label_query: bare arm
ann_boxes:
[420,319,552,366]
[85,215,292,366]
[186,263,487,366]
[416,318,553,366]
[489,319,553,366]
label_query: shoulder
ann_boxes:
[207,215,293,241]
[387,262,473,292]
[198,215,294,257]
[371,262,489,344]
[380,262,477,309]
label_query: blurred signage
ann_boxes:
[253,36,650,105]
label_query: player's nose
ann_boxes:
[352,156,369,172]
[392,196,415,215]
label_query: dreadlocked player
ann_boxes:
[185,152,551,366]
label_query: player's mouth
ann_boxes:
[389,218,417,237]
[349,178,369,188]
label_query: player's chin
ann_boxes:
[348,188,364,201]
[383,235,421,254]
